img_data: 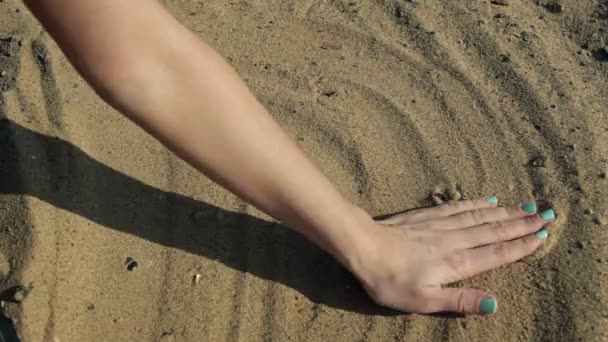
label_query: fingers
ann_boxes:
[419,287,497,315]
[380,196,498,226]
[441,230,547,283]
[421,201,538,231]
[444,209,555,250]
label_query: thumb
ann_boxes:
[422,287,497,315]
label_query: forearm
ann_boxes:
[25,0,371,267]
[125,38,369,264]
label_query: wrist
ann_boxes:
[323,205,377,276]
[276,192,377,277]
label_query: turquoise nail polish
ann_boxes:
[487,196,498,204]
[479,298,497,314]
[540,209,555,220]
[521,202,537,213]
[536,229,548,240]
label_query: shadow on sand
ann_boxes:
[0,119,402,316]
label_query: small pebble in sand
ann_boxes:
[584,208,594,215]
[322,90,337,97]
[575,241,586,250]
[529,156,546,168]
[431,185,464,204]
[592,216,606,226]
[125,257,138,272]
[431,185,447,205]
[87,303,95,310]
[449,189,462,201]
[193,274,202,285]
[395,6,406,18]
[160,332,176,342]
[0,70,6,77]
[599,172,606,179]
[321,41,342,50]
[542,1,563,13]
[12,285,32,303]
[491,0,509,6]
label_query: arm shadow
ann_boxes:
[0,119,401,316]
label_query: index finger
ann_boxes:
[380,196,498,226]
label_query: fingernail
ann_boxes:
[536,229,548,240]
[486,196,498,205]
[479,298,497,314]
[540,209,555,221]
[521,202,537,213]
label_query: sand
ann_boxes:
[1,0,607,341]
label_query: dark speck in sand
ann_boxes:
[542,1,563,13]
[126,257,138,272]
[592,216,606,226]
[491,0,509,6]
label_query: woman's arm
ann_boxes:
[24,0,552,315]
[24,0,369,267]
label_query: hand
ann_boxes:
[348,197,554,315]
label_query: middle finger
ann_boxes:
[415,201,538,231]
[440,209,555,250]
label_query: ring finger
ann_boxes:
[441,208,555,250]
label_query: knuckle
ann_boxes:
[492,242,512,260]
[456,289,468,313]
[460,200,475,210]
[491,221,510,241]
[498,207,512,218]
[522,216,543,233]
[469,209,486,224]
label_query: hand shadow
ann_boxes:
[0,119,400,316]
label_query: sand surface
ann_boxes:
[1,0,608,341]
